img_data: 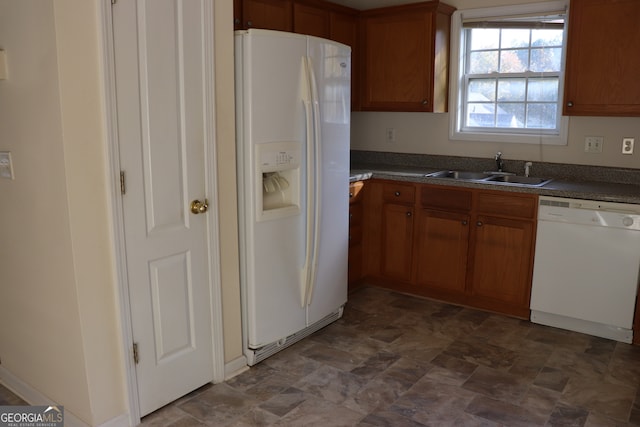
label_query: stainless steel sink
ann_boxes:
[426,170,553,187]
[378,171,432,178]
[427,170,493,180]
[486,175,553,186]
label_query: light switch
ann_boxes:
[0,50,7,80]
[0,152,14,179]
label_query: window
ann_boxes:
[450,1,569,145]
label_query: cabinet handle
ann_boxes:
[349,192,354,198]
[421,99,428,105]
[247,21,253,27]
[349,213,353,219]
[567,101,573,107]
[462,220,468,225]
[476,221,483,227]
[406,211,412,217]
[395,191,401,197]
[234,18,240,25]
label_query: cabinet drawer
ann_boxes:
[476,192,537,219]
[382,183,416,204]
[420,185,472,212]
[349,181,365,203]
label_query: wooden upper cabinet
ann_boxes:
[241,0,293,31]
[360,1,455,112]
[563,0,640,116]
[293,1,330,38]
[329,10,359,111]
[234,0,243,30]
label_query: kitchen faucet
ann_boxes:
[495,151,504,172]
[524,161,533,177]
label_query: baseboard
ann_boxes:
[224,355,248,381]
[96,413,131,427]
[0,366,131,427]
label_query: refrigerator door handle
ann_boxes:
[299,56,316,308]
[305,56,322,307]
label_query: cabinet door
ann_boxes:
[242,0,292,31]
[348,183,364,288]
[330,10,359,111]
[470,215,534,318]
[563,0,640,116]
[293,2,330,38]
[381,203,414,282]
[234,0,243,29]
[415,209,469,295]
[362,9,434,111]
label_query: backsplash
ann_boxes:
[351,150,640,186]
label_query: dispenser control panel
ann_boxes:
[259,143,300,173]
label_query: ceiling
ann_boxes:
[329,0,426,10]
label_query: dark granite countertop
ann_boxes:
[350,152,640,205]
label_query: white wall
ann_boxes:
[351,113,640,168]
[0,0,243,425]
[351,0,640,170]
[213,0,244,368]
[0,0,114,424]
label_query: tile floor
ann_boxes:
[3,286,640,426]
[0,383,26,406]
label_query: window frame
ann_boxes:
[449,1,569,145]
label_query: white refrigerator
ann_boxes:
[235,29,351,365]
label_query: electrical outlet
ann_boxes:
[584,136,603,153]
[622,137,634,155]
[386,128,396,143]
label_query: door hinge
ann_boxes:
[111,0,117,5]
[120,171,126,195]
[133,342,139,364]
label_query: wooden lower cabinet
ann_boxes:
[379,182,416,283]
[348,181,365,290]
[381,203,414,281]
[363,179,537,319]
[470,214,535,318]
[414,208,469,296]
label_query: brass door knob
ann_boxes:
[190,199,209,214]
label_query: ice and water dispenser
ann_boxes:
[255,141,301,221]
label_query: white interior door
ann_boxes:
[113,0,215,416]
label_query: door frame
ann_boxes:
[97,1,225,424]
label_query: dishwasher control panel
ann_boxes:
[538,196,640,230]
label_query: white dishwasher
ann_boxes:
[530,196,640,343]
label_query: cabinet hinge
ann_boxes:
[120,171,126,195]
[133,342,139,364]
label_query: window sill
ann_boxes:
[449,116,569,145]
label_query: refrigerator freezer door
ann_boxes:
[236,31,309,348]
